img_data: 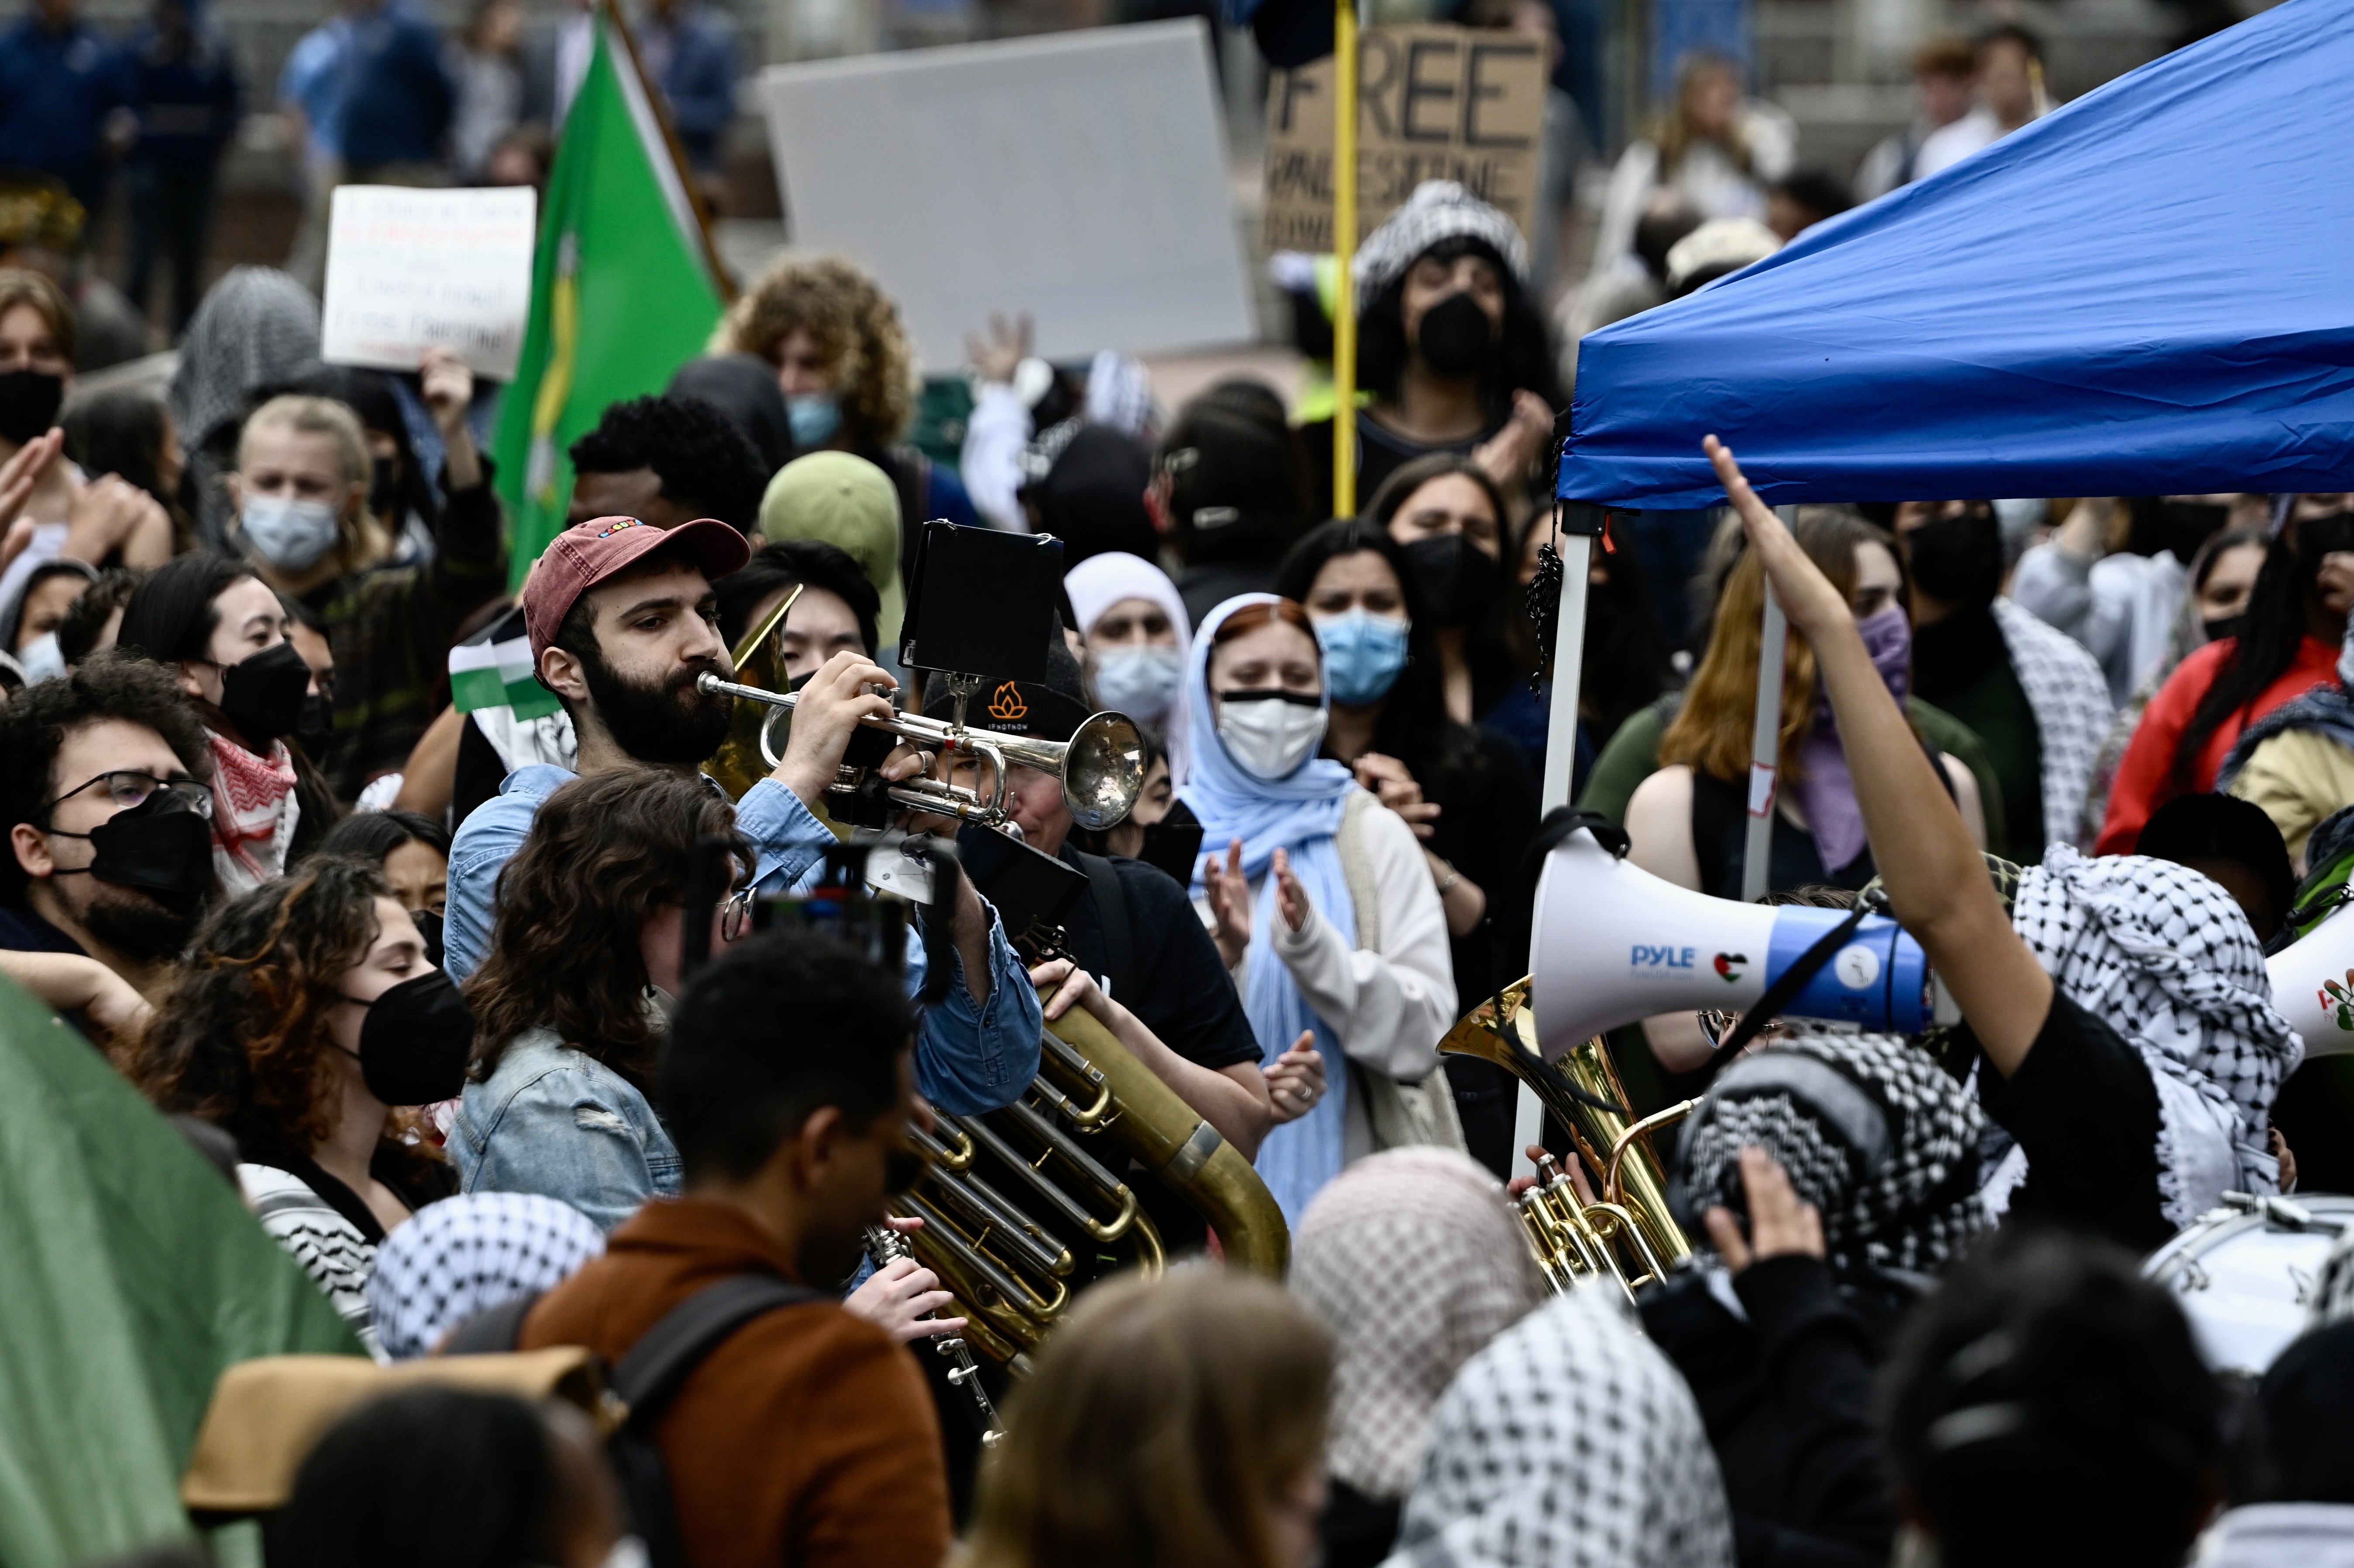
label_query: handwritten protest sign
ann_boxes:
[322,186,537,380]
[1261,25,1546,253]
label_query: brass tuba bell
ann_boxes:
[1439,977,1696,1302]
[707,583,804,801]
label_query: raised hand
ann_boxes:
[1272,847,1311,933]
[1203,838,1252,969]
[1704,435,1850,637]
[1353,751,1439,839]
[1703,1146,1826,1273]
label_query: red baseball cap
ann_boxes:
[523,516,751,663]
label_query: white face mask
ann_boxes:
[240,495,342,572]
[1091,644,1184,719]
[16,629,63,684]
[1217,689,1327,781]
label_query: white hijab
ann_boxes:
[1063,550,1193,784]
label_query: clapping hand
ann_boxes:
[1272,847,1311,933]
[1203,838,1252,968]
[1264,1031,1325,1123]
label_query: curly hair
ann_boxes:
[567,395,771,533]
[129,857,403,1167]
[0,650,212,903]
[464,768,751,1093]
[712,255,916,449]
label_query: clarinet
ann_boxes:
[864,1224,1005,1447]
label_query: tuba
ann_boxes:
[1439,977,1696,1303]
[702,661,1283,1368]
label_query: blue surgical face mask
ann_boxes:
[240,495,341,572]
[788,392,841,447]
[1090,644,1183,719]
[1313,609,1411,706]
[16,630,63,684]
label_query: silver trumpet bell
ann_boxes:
[693,671,1147,830]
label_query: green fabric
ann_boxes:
[492,21,726,591]
[1573,691,2009,860]
[0,978,362,1568]
[1913,654,2042,864]
[758,451,908,645]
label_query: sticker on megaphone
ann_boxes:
[1533,829,1935,1059]
[2268,901,2354,1058]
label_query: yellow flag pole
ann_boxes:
[1330,0,1359,518]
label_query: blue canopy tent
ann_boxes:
[1557,0,2354,509]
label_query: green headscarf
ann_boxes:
[757,451,905,646]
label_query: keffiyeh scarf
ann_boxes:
[2012,847,2298,1225]
[1292,1148,1543,1501]
[1390,1284,1736,1568]
[1679,1031,1984,1278]
[1991,597,2112,851]
[365,1191,606,1361]
[207,730,300,893]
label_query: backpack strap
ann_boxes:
[1070,849,1135,993]
[609,1274,826,1427]
[440,1291,544,1356]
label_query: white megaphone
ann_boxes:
[1530,827,1946,1060]
[2267,901,2354,1059]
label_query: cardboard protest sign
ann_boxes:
[1262,25,1546,253]
[759,20,1255,371]
[322,185,538,380]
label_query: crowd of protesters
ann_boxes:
[3,10,2351,1568]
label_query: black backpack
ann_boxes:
[443,1273,821,1568]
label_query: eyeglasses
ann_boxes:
[43,770,213,822]
[720,891,753,943]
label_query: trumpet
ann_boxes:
[694,671,1146,832]
[1439,977,1696,1303]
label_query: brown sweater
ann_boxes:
[523,1197,951,1568]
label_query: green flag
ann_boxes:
[0,980,361,1568]
[492,13,728,588]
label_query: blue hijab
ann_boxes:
[1178,595,1359,1224]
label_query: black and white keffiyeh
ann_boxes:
[1386,1285,1735,1568]
[2309,1227,2354,1331]
[1679,1032,1984,1277]
[1292,1148,1544,1502]
[1990,597,2113,851]
[365,1191,606,1361]
[1350,181,1531,315]
[2011,846,2298,1225]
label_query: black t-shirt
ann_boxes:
[1972,988,2171,1252]
[0,902,85,956]
[1056,846,1259,1073]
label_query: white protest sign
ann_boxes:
[758,20,1255,372]
[321,185,538,380]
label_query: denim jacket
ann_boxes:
[444,765,1043,1115]
[449,1025,680,1232]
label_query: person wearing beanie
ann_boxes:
[759,450,907,647]
[1294,182,1561,520]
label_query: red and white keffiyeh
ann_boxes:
[206,729,300,894]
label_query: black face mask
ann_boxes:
[368,458,403,520]
[1403,533,1498,627]
[1134,799,1206,887]
[0,368,64,444]
[2203,614,2247,645]
[2156,501,2228,564]
[217,640,314,743]
[582,648,734,765]
[2296,512,2354,584]
[52,787,217,904]
[292,691,333,756]
[410,908,446,969]
[338,968,475,1105]
[1415,292,1499,378]
[1904,509,2004,607]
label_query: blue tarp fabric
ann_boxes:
[1559,0,2354,508]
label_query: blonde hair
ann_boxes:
[961,1270,1332,1568]
[0,267,77,364]
[1660,509,1904,784]
[236,395,392,576]
[1653,50,1751,179]
[712,254,916,447]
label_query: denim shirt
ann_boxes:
[450,1025,680,1232]
[444,765,1043,1115]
